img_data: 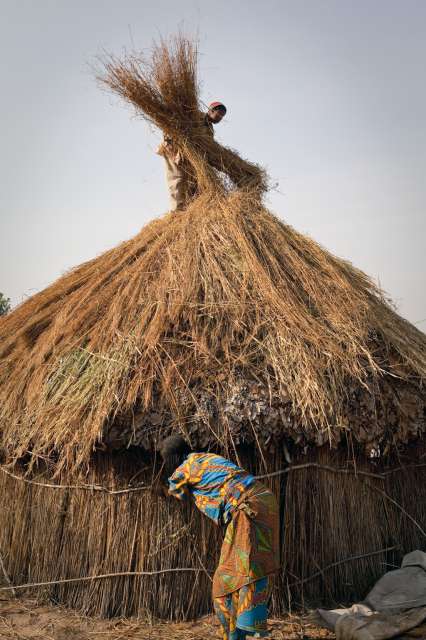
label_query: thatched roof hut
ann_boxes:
[1,37,425,619]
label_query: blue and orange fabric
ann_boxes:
[168,452,256,526]
[212,481,279,598]
[214,577,269,639]
[168,453,280,640]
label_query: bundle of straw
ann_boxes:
[97,36,267,193]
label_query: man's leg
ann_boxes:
[163,156,186,211]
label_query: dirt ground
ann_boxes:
[0,594,335,640]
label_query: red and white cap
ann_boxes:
[209,101,227,112]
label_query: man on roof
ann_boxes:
[156,101,227,212]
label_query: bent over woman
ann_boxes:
[158,435,279,640]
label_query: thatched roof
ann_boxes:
[1,37,425,473]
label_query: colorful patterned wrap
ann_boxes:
[214,577,269,639]
[212,481,280,598]
[168,453,256,526]
[168,454,280,639]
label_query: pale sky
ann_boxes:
[1,0,425,327]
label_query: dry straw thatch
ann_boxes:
[1,36,425,473]
[1,184,425,471]
[1,35,426,618]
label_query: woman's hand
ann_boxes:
[151,481,169,499]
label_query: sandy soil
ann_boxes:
[0,594,335,640]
